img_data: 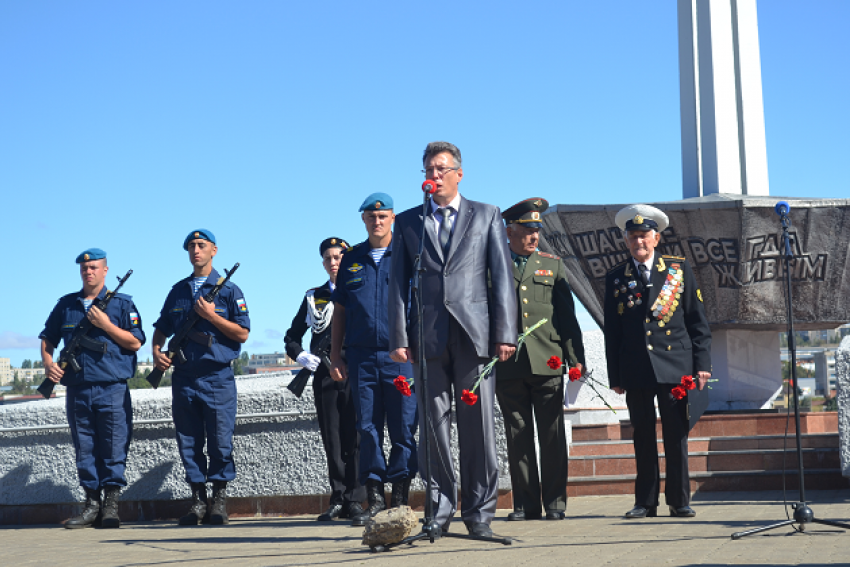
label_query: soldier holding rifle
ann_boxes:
[39,248,145,529]
[152,229,250,526]
[284,237,367,522]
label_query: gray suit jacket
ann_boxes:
[388,196,517,360]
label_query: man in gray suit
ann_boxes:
[389,141,517,537]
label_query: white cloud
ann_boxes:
[0,331,41,349]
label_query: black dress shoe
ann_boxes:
[507,510,540,521]
[624,505,657,519]
[349,502,370,526]
[318,504,344,522]
[545,511,566,520]
[467,522,493,537]
[669,505,696,517]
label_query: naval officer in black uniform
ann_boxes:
[604,204,712,519]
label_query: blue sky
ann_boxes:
[1,1,847,367]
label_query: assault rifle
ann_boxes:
[286,332,333,397]
[37,270,133,400]
[147,263,240,389]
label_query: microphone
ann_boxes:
[422,180,437,194]
[775,201,790,216]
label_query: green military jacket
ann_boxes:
[496,250,586,381]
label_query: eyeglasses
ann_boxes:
[422,166,460,178]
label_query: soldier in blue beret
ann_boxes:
[330,192,418,525]
[152,229,250,526]
[284,236,368,522]
[40,248,145,529]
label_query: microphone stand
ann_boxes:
[373,190,511,551]
[731,204,850,539]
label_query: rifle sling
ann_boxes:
[78,335,108,354]
[188,331,215,348]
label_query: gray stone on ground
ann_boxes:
[361,505,419,547]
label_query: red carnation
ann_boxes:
[547,356,562,370]
[568,367,582,382]
[671,385,687,400]
[681,375,696,391]
[461,389,478,406]
[394,376,412,397]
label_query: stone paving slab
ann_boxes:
[3,491,850,566]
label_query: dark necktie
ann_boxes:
[638,263,652,287]
[437,207,453,254]
[515,255,528,276]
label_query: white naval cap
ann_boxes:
[614,204,669,232]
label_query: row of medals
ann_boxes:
[650,263,684,327]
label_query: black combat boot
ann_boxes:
[209,481,229,525]
[65,488,101,529]
[365,479,386,517]
[390,478,411,508]
[100,486,122,529]
[179,483,209,526]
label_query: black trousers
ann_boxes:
[626,384,690,508]
[313,372,365,507]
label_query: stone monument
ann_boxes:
[543,1,850,411]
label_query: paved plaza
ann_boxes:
[4,491,850,566]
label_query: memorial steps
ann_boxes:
[567,412,846,497]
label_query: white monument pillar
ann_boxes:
[678,0,770,198]
[679,0,780,410]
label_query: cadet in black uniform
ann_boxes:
[284,237,367,522]
[604,205,712,519]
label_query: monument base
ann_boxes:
[710,329,782,411]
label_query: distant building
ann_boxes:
[248,352,294,369]
[0,358,11,386]
[16,368,46,383]
[781,348,837,396]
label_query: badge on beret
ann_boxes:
[375,201,382,209]
[194,232,200,238]
[83,254,90,260]
[634,214,643,225]
[341,241,347,248]
[330,238,336,245]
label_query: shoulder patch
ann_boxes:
[538,252,560,260]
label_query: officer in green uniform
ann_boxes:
[496,198,586,521]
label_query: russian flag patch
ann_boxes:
[237,298,247,312]
[130,312,140,326]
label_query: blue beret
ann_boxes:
[76,248,106,263]
[359,192,394,212]
[183,229,216,250]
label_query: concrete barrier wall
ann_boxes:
[0,374,517,507]
[836,336,850,477]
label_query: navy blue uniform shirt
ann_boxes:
[331,241,392,350]
[153,267,251,378]
[40,287,145,386]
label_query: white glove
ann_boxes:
[296,352,321,372]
